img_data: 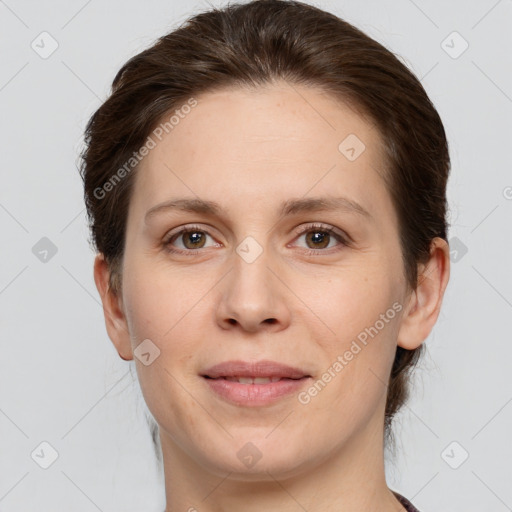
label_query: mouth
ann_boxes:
[201,360,312,406]
[202,359,310,379]
[205,376,303,384]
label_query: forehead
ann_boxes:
[131,82,393,223]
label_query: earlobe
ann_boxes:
[397,237,451,351]
[93,253,134,361]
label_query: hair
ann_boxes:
[79,0,450,455]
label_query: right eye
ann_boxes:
[162,225,221,255]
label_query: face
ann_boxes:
[110,82,414,479]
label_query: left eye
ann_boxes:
[293,226,346,251]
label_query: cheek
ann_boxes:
[296,263,402,404]
[122,267,208,433]
[313,268,402,402]
[301,264,401,346]
[122,260,208,341]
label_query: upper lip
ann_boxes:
[202,360,310,379]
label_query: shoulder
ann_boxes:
[392,491,422,512]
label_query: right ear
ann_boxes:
[93,253,133,361]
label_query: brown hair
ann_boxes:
[80,0,450,447]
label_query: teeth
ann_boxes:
[254,377,272,384]
[224,376,283,384]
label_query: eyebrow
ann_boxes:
[144,196,372,222]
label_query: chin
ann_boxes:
[194,434,320,482]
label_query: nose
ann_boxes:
[215,248,291,333]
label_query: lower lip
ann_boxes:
[203,377,311,406]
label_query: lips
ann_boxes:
[201,359,310,380]
[201,360,311,406]
[224,376,282,384]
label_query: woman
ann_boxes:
[81,1,451,510]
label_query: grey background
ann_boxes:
[1,0,511,510]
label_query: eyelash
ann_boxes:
[162,222,350,257]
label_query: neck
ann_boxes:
[160,409,405,512]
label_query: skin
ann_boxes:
[94,81,450,512]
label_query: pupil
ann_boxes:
[308,231,329,249]
[186,231,204,248]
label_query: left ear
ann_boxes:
[397,237,451,350]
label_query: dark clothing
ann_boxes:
[393,491,421,511]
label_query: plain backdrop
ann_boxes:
[0,0,511,511]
